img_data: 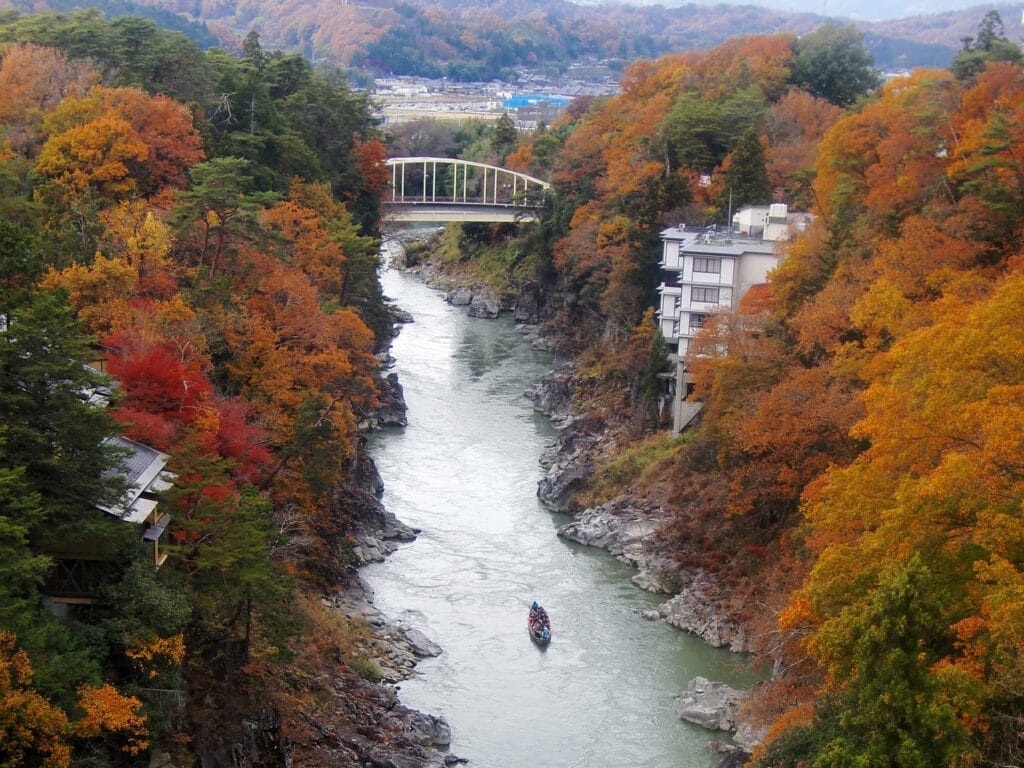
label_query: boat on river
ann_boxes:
[528,602,551,645]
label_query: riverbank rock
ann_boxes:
[515,322,560,353]
[659,574,748,652]
[557,497,661,566]
[675,676,747,731]
[716,748,752,768]
[537,433,596,512]
[323,581,439,684]
[335,437,418,566]
[399,710,452,749]
[555,496,686,593]
[404,628,443,658]
[467,290,500,318]
[446,286,472,306]
[525,364,575,422]
[734,717,769,752]
[441,283,501,319]
[377,372,409,427]
[512,283,542,324]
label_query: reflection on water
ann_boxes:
[364,267,760,768]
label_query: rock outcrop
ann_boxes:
[659,575,748,652]
[377,371,409,428]
[675,676,747,732]
[558,497,662,556]
[466,290,500,318]
[525,364,575,423]
[446,286,473,306]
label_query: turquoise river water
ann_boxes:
[363,265,762,768]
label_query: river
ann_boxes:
[363,265,760,768]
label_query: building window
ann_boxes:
[671,319,680,336]
[691,286,720,304]
[693,257,722,274]
[689,313,707,330]
[674,296,682,311]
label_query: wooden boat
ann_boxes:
[528,603,551,645]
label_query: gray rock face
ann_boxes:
[447,286,472,306]
[378,372,409,427]
[554,496,685,593]
[512,285,542,324]
[675,676,747,731]
[467,290,500,318]
[515,323,559,353]
[557,498,661,566]
[525,366,574,421]
[537,452,593,512]
[659,575,748,652]
[403,628,443,658]
[401,711,451,748]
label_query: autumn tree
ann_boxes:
[0,633,71,768]
[35,86,203,200]
[0,43,98,154]
[763,90,844,207]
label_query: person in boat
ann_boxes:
[529,601,549,627]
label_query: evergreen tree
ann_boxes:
[951,10,1024,83]
[490,112,519,163]
[718,127,771,217]
[0,290,125,534]
[790,24,881,107]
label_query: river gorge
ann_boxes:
[362,264,761,768]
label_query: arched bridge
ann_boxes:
[384,157,550,223]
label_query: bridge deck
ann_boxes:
[383,202,539,223]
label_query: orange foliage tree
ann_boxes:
[73,684,148,758]
[0,43,99,155]
[0,633,71,768]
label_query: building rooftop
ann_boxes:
[98,436,172,523]
[659,225,777,254]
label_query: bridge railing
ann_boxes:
[385,157,550,209]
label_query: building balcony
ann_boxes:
[659,283,682,296]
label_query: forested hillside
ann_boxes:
[5,5,1024,766]
[4,0,989,77]
[0,13,442,767]
[432,14,1024,765]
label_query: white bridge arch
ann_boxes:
[384,157,550,223]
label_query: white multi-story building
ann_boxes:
[656,203,803,432]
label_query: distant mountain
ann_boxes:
[6,0,1020,77]
[601,0,1019,23]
